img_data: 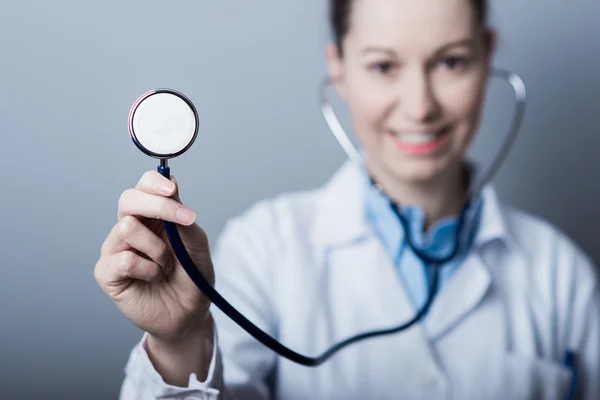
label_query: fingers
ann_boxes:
[101,216,171,267]
[118,187,196,225]
[117,170,194,225]
[136,170,177,197]
[135,170,182,202]
[94,250,164,290]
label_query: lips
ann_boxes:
[389,126,450,144]
[387,125,452,155]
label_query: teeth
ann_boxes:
[394,131,439,145]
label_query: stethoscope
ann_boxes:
[126,67,526,367]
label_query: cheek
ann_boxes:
[345,77,394,142]
[437,74,487,144]
[440,76,485,119]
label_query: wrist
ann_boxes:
[146,313,214,386]
[149,310,211,347]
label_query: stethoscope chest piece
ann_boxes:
[128,89,199,160]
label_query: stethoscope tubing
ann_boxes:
[159,164,448,366]
[143,67,526,366]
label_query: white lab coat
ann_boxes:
[121,160,600,400]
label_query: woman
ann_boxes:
[94,0,600,398]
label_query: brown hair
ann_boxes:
[329,0,489,55]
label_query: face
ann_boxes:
[326,0,495,186]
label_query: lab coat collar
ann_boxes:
[312,160,524,261]
[312,160,371,251]
[311,160,528,341]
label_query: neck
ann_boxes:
[366,160,468,230]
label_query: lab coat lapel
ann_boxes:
[311,162,514,344]
[323,234,423,337]
[308,162,450,395]
[423,185,514,341]
[310,161,367,256]
[424,250,492,340]
[310,160,435,351]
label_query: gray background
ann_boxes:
[0,1,599,398]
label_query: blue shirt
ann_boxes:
[361,168,484,311]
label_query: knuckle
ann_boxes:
[100,235,111,256]
[153,199,170,220]
[118,188,134,211]
[139,170,158,188]
[118,215,138,238]
[158,242,173,268]
[157,239,168,258]
[120,251,137,273]
[147,264,160,280]
[93,258,104,284]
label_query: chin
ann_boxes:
[385,157,450,185]
[392,168,442,185]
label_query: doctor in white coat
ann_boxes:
[94,0,600,398]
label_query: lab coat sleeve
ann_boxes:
[118,322,232,400]
[118,200,279,399]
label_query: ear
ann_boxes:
[324,43,348,101]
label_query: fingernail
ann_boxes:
[176,207,196,225]
[158,181,175,195]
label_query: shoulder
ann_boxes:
[213,185,325,256]
[225,187,323,233]
[503,205,592,266]
[500,203,598,295]
[214,161,359,254]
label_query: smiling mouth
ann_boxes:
[387,126,452,155]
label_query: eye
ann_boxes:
[371,61,397,75]
[440,55,469,70]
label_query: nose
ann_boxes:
[398,68,440,123]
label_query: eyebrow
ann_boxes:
[361,38,475,56]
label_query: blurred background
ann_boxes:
[0,1,598,398]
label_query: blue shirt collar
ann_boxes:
[361,165,484,264]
